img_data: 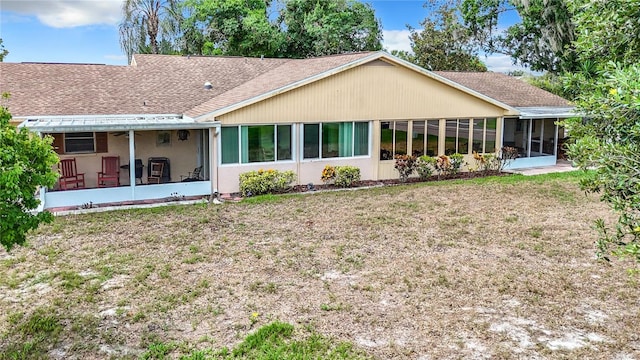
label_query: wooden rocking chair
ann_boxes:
[97,156,120,187]
[58,158,85,190]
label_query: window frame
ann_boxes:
[220,124,294,165]
[302,121,370,160]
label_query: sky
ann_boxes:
[0,0,526,73]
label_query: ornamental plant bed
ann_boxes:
[289,170,506,194]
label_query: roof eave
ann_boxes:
[18,114,221,132]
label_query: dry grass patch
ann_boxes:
[1,172,639,359]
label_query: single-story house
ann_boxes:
[0,51,573,209]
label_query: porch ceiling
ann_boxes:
[516,107,575,119]
[18,114,220,132]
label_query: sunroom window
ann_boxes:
[380,121,409,160]
[445,119,470,155]
[472,118,497,153]
[411,120,440,157]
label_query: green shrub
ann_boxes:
[394,154,416,182]
[415,155,436,180]
[449,153,465,174]
[334,166,360,187]
[239,169,296,197]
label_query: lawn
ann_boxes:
[1,172,639,359]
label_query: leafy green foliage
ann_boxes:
[0,38,8,62]
[181,0,283,57]
[279,0,382,58]
[333,166,361,188]
[564,0,640,263]
[179,0,382,58]
[415,155,437,180]
[402,1,486,71]
[239,169,295,197]
[461,0,576,73]
[0,94,58,251]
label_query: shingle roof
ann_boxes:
[0,52,570,121]
[0,53,374,119]
[0,55,289,117]
[434,71,570,108]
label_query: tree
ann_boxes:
[119,0,182,62]
[404,1,486,71]
[181,0,283,57]
[563,0,640,263]
[279,0,382,58]
[0,94,59,252]
[0,38,8,62]
[461,0,576,73]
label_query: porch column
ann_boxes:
[129,130,136,198]
[527,119,532,158]
[209,128,217,194]
[554,118,559,157]
[539,120,545,153]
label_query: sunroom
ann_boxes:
[19,114,219,209]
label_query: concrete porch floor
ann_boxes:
[507,159,577,176]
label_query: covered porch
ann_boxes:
[502,107,573,170]
[19,114,219,209]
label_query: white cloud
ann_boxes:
[1,0,123,28]
[382,29,412,53]
[483,54,538,74]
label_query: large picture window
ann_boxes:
[221,124,292,164]
[304,121,369,159]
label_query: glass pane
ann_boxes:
[303,124,320,159]
[472,119,484,153]
[322,123,340,158]
[380,121,393,160]
[412,121,425,157]
[445,120,457,155]
[65,132,95,153]
[395,121,408,156]
[426,120,439,156]
[244,125,274,163]
[354,122,369,156]
[340,122,353,157]
[485,118,497,153]
[221,127,239,164]
[541,118,555,155]
[457,119,469,154]
[277,125,292,160]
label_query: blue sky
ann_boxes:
[0,0,524,72]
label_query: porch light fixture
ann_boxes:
[204,81,213,90]
[177,129,190,141]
